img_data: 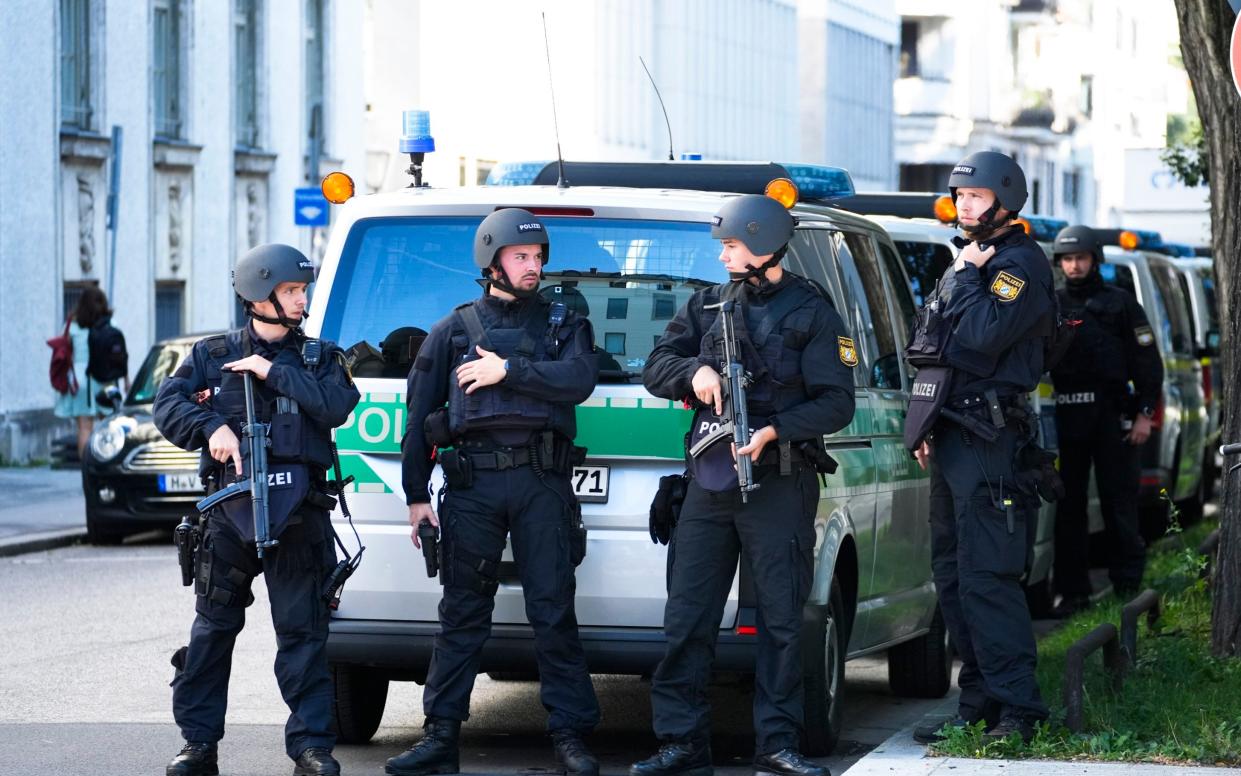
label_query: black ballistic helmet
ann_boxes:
[1053,225,1104,265]
[948,151,1028,215]
[711,194,795,257]
[472,208,551,270]
[232,243,315,303]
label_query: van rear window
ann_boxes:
[321,217,724,381]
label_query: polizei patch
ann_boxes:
[516,222,544,232]
[990,271,1025,302]
[838,336,858,367]
[952,164,975,176]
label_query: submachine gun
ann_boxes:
[689,299,759,502]
[194,370,279,558]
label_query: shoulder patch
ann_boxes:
[990,271,1026,303]
[838,336,858,368]
[203,335,229,358]
[1135,325,1155,347]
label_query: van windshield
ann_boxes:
[320,217,725,381]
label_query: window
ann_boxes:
[899,163,954,192]
[62,281,98,322]
[876,241,917,329]
[1063,170,1079,207]
[604,333,626,356]
[606,298,628,319]
[154,0,185,139]
[475,160,495,186]
[899,20,919,77]
[893,240,953,307]
[234,0,260,148]
[305,0,326,178]
[651,294,675,320]
[60,0,94,130]
[155,282,185,341]
[128,341,193,405]
[839,233,901,389]
[1149,264,1194,356]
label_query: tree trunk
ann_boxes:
[1171,0,1241,657]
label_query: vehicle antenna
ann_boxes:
[542,13,569,189]
[639,56,675,161]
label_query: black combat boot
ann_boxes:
[912,714,984,744]
[753,748,829,776]
[551,729,599,776]
[294,746,341,775]
[982,714,1037,745]
[166,741,219,776]
[629,740,713,776]
[386,716,462,776]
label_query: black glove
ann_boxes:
[649,474,688,545]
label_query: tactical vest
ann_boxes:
[1052,287,1128,390]
[697,279,820,419]
[446,298,575,438]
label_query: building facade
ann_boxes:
[0,0,366,462]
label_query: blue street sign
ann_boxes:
[294,187,330,227]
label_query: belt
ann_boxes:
[947,392,1020,411]
[460,446,534,471]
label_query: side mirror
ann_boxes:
[96,385,123,411]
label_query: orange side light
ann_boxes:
[1014,218,1032,234]
[1119,230,1140,250]
[321,171,356,205]
[764,178,799,209]
[933,195,957,223]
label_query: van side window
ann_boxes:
[784,229,862,388]
[1150,263,1194,355]
[838,232,901,389]
[876,240,917,331]
[894,240,954,306]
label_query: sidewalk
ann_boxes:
[0,465,86,556]
[843,692,1241,775]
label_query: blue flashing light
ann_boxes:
[485,161,552,186]
[680,152,703,161]
[1132,229,1163,248]
[1023,216,1069,243]
[399,109,436,154]
[781,164,855,201]
[1158,242,1195,257]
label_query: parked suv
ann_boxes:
[308,159,947,755]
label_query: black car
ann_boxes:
[81,332,223,544]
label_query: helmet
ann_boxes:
[948,151,1028,214]
[232,243,315,303]
[710,194,794,257]
[473,208,550,270]
[1053,225,1104,265]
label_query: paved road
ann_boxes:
[0,466,85,542]
[0,537,953,775]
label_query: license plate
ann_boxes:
[158,473,202,493]
[572,465,609,503]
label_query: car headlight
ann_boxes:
[89,418,133,462]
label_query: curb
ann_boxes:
[841,696,955,775]
[0,527,86,558]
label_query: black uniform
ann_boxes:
[1051,273,1163,597]
[402,293,601,733]
[921,229,1054,725]
[641,273,855,755]
[153,325,360,760]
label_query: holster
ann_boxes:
[423,407,454,448]
[438,448,474,490]
[649,473,689,545]
[568,501,587,566]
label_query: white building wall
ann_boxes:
[0,0,366,462]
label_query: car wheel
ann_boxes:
[83,489,125,546]
[801,578,848,757]
[887,604,953,698]
[331,664,389,744]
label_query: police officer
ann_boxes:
[388,208,601,776]
[633,194,856,776]
[154,244,361,776]
[905,152,1054,745]
[1049,225,1163,615]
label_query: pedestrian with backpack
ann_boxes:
[53,286,128,458]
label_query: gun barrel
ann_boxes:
[242,371,277,556]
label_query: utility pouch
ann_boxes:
[798,438,839,476]
[423,407,454,448]
[439,449,474,490]
[1018,441,1065,503]
[903,365,952,451]
[904,302,950,367]
[270,397,302,458]
[649,473,689,545]
[569,502,587,567]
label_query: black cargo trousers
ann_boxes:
[651,463,819,755]
[421,461,601,733]
[1053,395,1145,596]
[171,510,338,759]
[929,417,1049,724]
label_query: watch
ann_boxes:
[1139,405,1155,419]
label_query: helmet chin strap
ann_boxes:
[245,293,302,329]
[959,200,1004,236]
[484,265,540,299]
[727,247,787,288]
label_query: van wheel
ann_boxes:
[331,664,388,744]
[887,604,952,698]
[801,580,847,757]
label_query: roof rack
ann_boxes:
[485,160,856,202]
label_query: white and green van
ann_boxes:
[306,160,945,755]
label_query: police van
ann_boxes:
[1090,230,1209,532]
[830,194,1059,612]
[306,147,947,755]
[1167,254,1221,494]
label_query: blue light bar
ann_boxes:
[1023,216,1069,243]
[1158,242,1195,257]
[1131,229,1163,248]
[399,109,436,154]
[781,164,855,201]
[680,152,703,161]
[485,161,552,186]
